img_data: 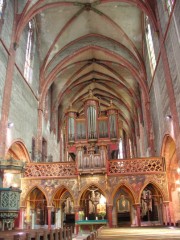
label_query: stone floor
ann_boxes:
[97,227,180,240]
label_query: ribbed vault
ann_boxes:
[16,0,158,142]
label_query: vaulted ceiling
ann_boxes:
[17,0,157,136]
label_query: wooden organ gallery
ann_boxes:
[66,89,123,173]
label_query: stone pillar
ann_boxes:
[31,209,35,229]
[55,208,61,228]
[74,205,80,234]
[35,108,43,162]
[158,202,164,225]
[19,207,26,229]
[134,204,141,226]
[107,205,113,228]
[112,204,117,227]
[163,202,171,226]
[47,206,52,229]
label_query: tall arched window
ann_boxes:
[145,17,156,74]
[0,0,5,17]
[24,20,34,83]
[0,0,6,33]
[118,138,123,159]
[165,0,175,14]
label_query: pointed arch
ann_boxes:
[138,181,167,203]
[161,134,177,171]
[111,183,136,204]
[5,139,31,162]
[77,183,108,206]
[21,184,49,207]
[51,184,75,207]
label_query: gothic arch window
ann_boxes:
[145,17,156,74]
[0,0,6,33]
[164,0,175,14]
[0,0,5,17]
[118,138,123,159]
[24,20,34,83]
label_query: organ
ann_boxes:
[65,89,122,173]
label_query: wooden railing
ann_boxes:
[24,162,77,178]
[24,157,165,178]
[108,157,165,175]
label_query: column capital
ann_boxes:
[74,205,80,212]
[133,203,141,208]
[47,206,53,210]
[20,206,26,210]
[106,204,113,210]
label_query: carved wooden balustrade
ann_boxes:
[108,157,165,175]
[24,162,77,178]
[24,157,165,178]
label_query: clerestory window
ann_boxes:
[118,138,124,159]
[0,0,4,17]
[145,17,156,75]
[165,0,175,14]
[24,20,34,83]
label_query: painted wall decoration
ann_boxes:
[20,172,168,207]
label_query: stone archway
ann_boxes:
[140,183,163,226]
[113,186,135,227]
[25,187,48,229]
[79,185,107,221]
[161,135,180,225]
[5,140,30,162]
[52,187,75,229]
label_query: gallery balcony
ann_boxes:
[24,157,166,178]
[108,157,166,175]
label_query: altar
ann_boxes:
[75,219,107,234]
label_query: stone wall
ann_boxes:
[144,1,180,155]
[0,1,59,161]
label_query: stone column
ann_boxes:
[74,205,80,234]
[112,204,117,227]
[19,206,26,229]
[55,208,61,228]
[134,204,141,226]
[47,206,52,229]
[107,205,113,228]
[163,202,171,226]
[31,209,35,229]
[35,108,43,161]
